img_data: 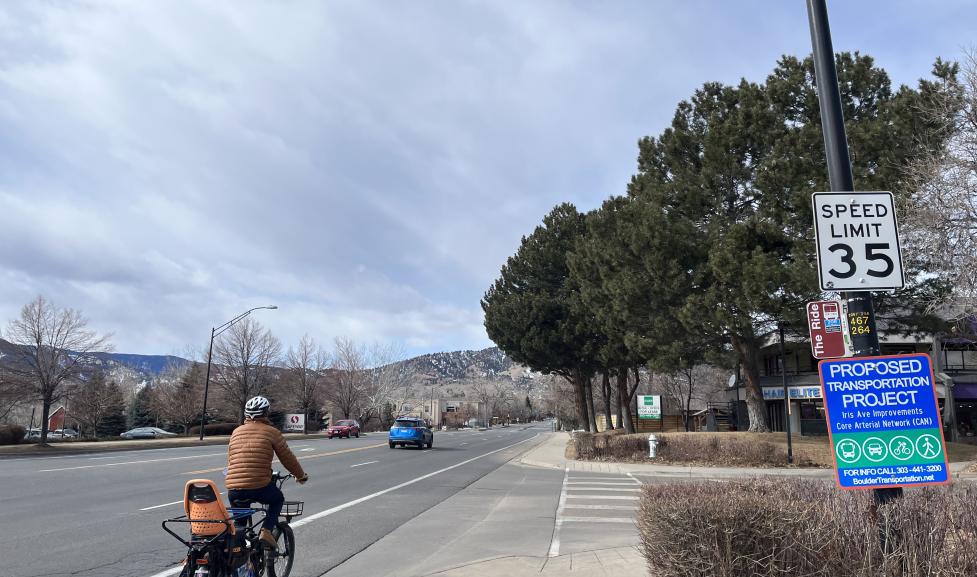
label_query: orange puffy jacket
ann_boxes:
[225,417,306,490]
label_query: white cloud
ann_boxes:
[0,1,971,355]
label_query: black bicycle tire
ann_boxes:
[266,522,295,577]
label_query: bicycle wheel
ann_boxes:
[265,522,295,577]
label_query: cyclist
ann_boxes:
[225,395,309,550]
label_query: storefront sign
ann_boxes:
[637,395,661,420]
[807,300,853,359]
[283,413,305,432]
[819,353,948,490]
[762,386,823,400]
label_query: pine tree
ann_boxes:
[98,381,127,437]
[482,203,601,431]
[630,53,954,431]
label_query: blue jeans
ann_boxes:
[228,482,283,531]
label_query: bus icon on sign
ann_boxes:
[823,302,841,333]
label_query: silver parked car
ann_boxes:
[120,427,177,439]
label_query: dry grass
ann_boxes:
[570,431,977,468]
[639,479,977,577]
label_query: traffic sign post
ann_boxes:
[819,354,949,489]
[812,191,905,292]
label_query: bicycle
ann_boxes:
[163,471,303,577]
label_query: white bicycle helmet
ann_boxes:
[245,395,271,418]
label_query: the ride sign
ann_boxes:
[819,353,949,489]
[812,191,905,291]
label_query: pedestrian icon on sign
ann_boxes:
[916,434,940,459]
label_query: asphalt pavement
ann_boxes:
[0,423,548,577]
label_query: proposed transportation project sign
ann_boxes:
[812,191,904,291]
[819,354,948,489]
[637,395,661,420]
[807,300,853,359]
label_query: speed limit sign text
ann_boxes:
[812,191,905,291]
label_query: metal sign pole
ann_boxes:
[806,0,901,507]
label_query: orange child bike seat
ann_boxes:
[183,479,234,537]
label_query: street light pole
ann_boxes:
[806,0,898,505]
[198,306,278,441]
[779,322,794,464]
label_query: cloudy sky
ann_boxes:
[0,1,973,357]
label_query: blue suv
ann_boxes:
[388,417,434,449]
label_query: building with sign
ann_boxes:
[727,319,977,439]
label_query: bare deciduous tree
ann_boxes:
[213,318,281,424]
[361,342,414,430]
[0,367,32,424]
[72,369,116,438]
[654,364,727,432]
[905,53,977,318]
[3,296,112,445]
[154,361,205,435]
[284,334,328,434]
[329,337,366,421]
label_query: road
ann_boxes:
[0,423,548,577]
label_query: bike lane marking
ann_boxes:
[290,434,539,528]
[142,434,541,577]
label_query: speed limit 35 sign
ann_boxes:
[812,192,905,291]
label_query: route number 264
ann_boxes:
[828,242,894,279]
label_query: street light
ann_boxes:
[198,306,278,440]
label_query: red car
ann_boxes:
[327,419,360,438]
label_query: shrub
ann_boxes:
[188,422,239,436]
[638,479,977,577]
[0,425,26,445]
[570,432,820,467]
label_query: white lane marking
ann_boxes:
[567,476,631,481]
[38,452,227,473]
[290,434,538,528]
[299,448,315,452]
[566,481,638,486]
[626,472,643,485]
[560,516,634,524]
[548,464,569,558]
[566,495,638,500]
[140,491,225,511]
[563,504,635,511]
[350,461,378,468]
[141,433,540,577]
[563,487,640,492]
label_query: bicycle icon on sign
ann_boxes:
[888,436,914,461]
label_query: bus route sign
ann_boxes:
[818,353,949,490]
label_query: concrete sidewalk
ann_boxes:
[518,432,976,480]
[326,434,648,577]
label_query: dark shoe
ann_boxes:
[259,528,278,550]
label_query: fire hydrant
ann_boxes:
[648,434,659,458]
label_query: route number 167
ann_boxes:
[828,242,894,279]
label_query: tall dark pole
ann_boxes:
[198,327,216,441]
[806,0,900,505]
[779,323,794,464]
